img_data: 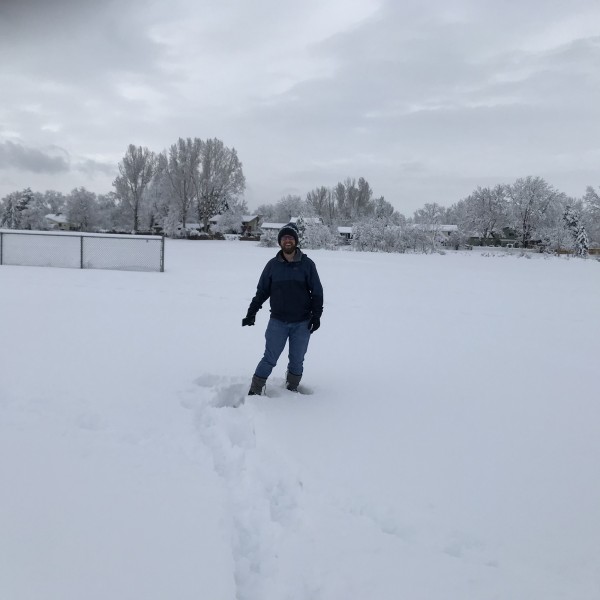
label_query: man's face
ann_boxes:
[280,235,296,254]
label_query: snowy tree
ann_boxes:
[294,215,307,246]
[351,218,408,253]
[351,218,386,252]
[584,186,600,216]
[355,177,375,220]
[196,138,245,232]
[334,178,368,223]
[306,186,335,226]
[20,190,51,230]
[259,230,278,247]
[506,176,561,248]
[302,222,337,249]
[413,203,445,251]
[212,197,248,235]
[583,186,600,245]
[165,138,201,232]
[464,185,508,241]
[256,203,275,222]
[96,192,120,231]
[113,144,157,232]
[0,188,34,229]
[66,187,99,231]
[372,197,397,221]
[41,190,66,215]
[144,153,173,233]
[272,195,306,222]
[563,205,589,257]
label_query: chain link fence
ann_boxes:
[0,230,165,272]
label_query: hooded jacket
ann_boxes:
[248,249,323,323]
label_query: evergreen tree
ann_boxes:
[294,215,307,246]
[563,205,589,257]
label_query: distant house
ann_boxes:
[260,217,322,232]
[44,214,71,231]
[176,222,203,236]
[468,227,528,248]
[208,214,261,235]
[241,215,261,235]
[209,215,222,228]
[412,224,458,236]
[338,226,353,242]
[290,217,323,226]
[260,222,286,234]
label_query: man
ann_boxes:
[242,222,324,395]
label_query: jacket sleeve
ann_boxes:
[247,261,272,316]
[308,261,324,318]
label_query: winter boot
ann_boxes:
[286,371,302,392]
[248,375,267,396]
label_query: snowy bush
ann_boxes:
[351,219,413,253]
[259,230,278,247]
[212,210,242,235]
[302,223,337,249]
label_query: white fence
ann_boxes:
[0,229,164,272]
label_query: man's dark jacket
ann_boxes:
[248,249,323,323]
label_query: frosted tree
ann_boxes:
[302,222,336,249]
[165,138,202,231]
[351,218,386,252]
[413,202,445,251]
[583,186,600,244]
[563,205,589,257]
[113,144,157,232]
[212,197,248,235]
[256,203,275,222]
[333,181,349,223]
[66,187,99,232]
[584,186,600,215]
[42,190,66,215]
[355,177,375,220]
[144,153,173,233]
[20,190,51,230]
[0,188,34,229]
[506,176,561,247]
[272,195,305,222]
[95,192,120,231]
[306,186,335,225]
[294,215,307,246]
[372,197,397,221]
[464,185,508,241]
[196,138,245,232]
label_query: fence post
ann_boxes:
[160,236,165,272]
[0,232,3,265]
[80,236,84,269]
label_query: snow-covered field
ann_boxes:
[1,240,598,600]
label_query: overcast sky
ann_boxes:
[1,0,599,215]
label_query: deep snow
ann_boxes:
[1,240,599,600]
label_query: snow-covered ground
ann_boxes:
[1,240,599,600]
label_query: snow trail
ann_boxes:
[183,374,507,600]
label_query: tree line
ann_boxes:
[255,175,599,256]
[0,138,246,236]
[1,139,599,256]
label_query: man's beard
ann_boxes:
[282,244,296,255]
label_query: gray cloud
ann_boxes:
[1,0,599,211]
[74,158,117,177]
[0,141,70,173]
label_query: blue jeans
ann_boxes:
[254,318,311,379]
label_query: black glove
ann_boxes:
[308,316,320,333]
[242,314,255,327]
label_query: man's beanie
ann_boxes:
[278,222,299,245]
